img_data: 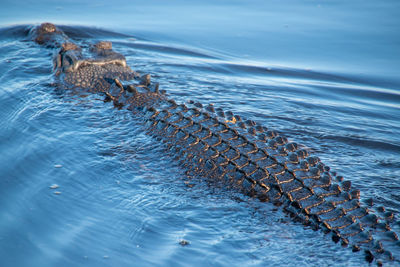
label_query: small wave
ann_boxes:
[58,25,132,39]
[320,134,400,153]
[0,24,131,42]
[117,40,218,59]
[0,25,31,39]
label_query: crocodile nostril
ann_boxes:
[61,42,79,51]
[40,22,56,33]
[94,41,112,50]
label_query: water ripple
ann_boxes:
[0,22,399,267]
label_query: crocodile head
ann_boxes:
[54,41,138,92]
[34,23,161,107]
[32,23,138,91]
[31,22,68,47]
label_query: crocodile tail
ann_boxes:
[139,97,399,265]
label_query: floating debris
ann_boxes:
[179,240,190,246]
[184,181,194,188]
[54,191,61,195]
[54,164,62,168]
[49,184,59,189]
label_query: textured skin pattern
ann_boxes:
[54,41,138,91]
[137,98,399,265]
[63,63,136,91]
[33,23,400,266]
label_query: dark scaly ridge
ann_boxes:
[32,23,400,266]
[140,100,399,264]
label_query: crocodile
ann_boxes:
[31,22,400,266]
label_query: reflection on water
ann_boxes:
[0,1,400,266]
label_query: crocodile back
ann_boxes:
[136,96,399,264]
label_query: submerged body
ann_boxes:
[32,23,400,265]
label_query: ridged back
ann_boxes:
[135,96,399,265]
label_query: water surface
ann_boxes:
[0,1,399,266]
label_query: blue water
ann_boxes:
[1,1,400,266]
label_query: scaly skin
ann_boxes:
[32,23,400,265]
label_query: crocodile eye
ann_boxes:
[63,55,73,67]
